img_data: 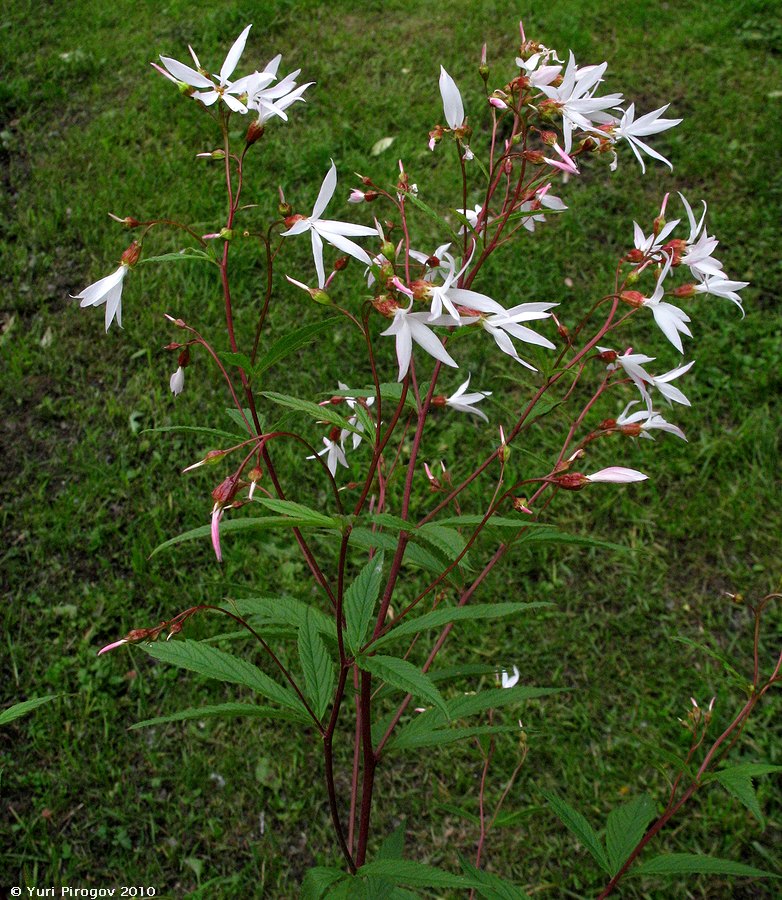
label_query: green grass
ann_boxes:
[2,0,781,897]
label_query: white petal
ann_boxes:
[311,161,338,221]
[159,56,214,89]
[311,229,326,288]
[439,66,464,129]
[219,25,252,84]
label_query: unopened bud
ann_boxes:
[621,290,645,308]
[284,214,306,229]
[182,448,229,473]
[212,475,240,505]
[177,346,191,368]
[219,227,233,240]
[380,240,396,258]
[333,256,349,271]
[372,294,400,318]
[540,130,558,146]
[163,342,182,351]
[196,148,226,160]
[109,213,141,228]
[672,283,697,299]
[522,150,545,164]
[499,442,511,464]
[555,472,589,491]
[625,269,641,284]
[431,395,447,407]
[120,241,141,267]
[598,348,617,364]
[245,120,265,146]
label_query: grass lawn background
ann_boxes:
[2,0,781,896]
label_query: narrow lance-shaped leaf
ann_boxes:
[260,391,362,436]
[298,607,335,720]
[130,702,305,729]
[357,654,449,719]
[542,791,611,874]
[256,498,341,527]
[0,695,58,727]
[344,552,385,655]
[356,860,480,889]
[151,513,342,557]
[140,640,307,717]
[709,764,782,828]
[631,854,779,879]
[372,602,551,650]
[253,317,340,379]
[605,794,656,875]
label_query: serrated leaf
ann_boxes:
[0,695,58,726]
[344,553,385,655]
[260,391,361,436]
[140,640,306,717]
[393,686,557,745]
[390,723,520,750]
[543,791,610,874]
[436,515,553,531]
[404,191,461,244]
[298,608,335,720]
[605,794,656,875]
[301,866,347,900]
[253,318,339,379]
[632,853,778,878]
[256,498,340,528]
[372,602,550,650]
[349,528,448,575]
[151,514,341,557]
[140,425,244,441]
[356,860,477,889]
[225,407,256,433]
[710,765,782,828]
[357,655,449,719]
[217,350,255,373]
[377,819,406,860]
[129,702,302,729]
[416,523,471,568]
[436,802,480,825]
[140,248,214,265]
[459,856,531,899]
[518,530,631,554]
[230,596,336,638]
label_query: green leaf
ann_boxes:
[459,856,531,899]
[416,523,471,568]
[605,794,656,875]
[518,530,631,554]
[390,723,521,751]
[129,702,303,729]
[357,655,449,719]
[225,407,256,433]
[230,596,336,638]
[542,791,610,874]
[256,498,341,528]
[151,514,341,557]
[140,248,214,265]
[632,854,778,878]
[356,860,477,889]
[344,553,385,655]
[298,608,335,720]
[301,866,347,900]
[436,515,553,531]
[710,764,782,828]
[404,191,462,244]
[0,695,58,726]
[671,636,745,683]
[377,819,406,860]
[217,350,255,373]
[260,391,360,436]
[372,603,550,650]
[349,528,449,575]
[254,318,339,379]
[140,640,307,718]
[140,424,243,441]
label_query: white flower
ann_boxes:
[243,56,313,123]
[501,666,520,689]
[537,52,623,153]
[612,103,681,173]
[158,25,254,113]
[439,66,465,129]
[586,467,648,484]
[516,51,562,87]
[308,436,348,476]
[616,401,686,441]
[72,264,128,331]
[445,374,491,423]
[380,307,458,381]
[457,204,484,234]
[649,361,695,407]
[641,255,692,352]
[169,366,185,396]
[281,161,377,287]
[517,186,567,232]
[694,275,749,315]
[337,382,375,450]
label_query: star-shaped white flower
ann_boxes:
[641,255,692,352]
[158,25,255,113]
[281,161,377,287]
[694,275,749,315]
[616,401,686,441]
[538,52,623,152]
[309,436,348,476]
[445,374,491,423]
[381,308,458,381]
[501,666,520,689]
[612,103,681,173]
